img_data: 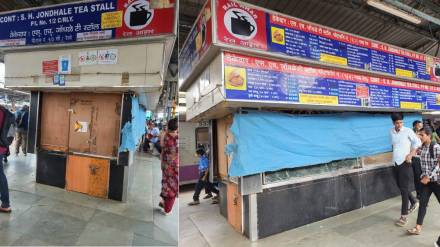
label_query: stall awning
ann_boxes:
[227,111,421,177]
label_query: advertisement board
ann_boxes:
[214,0,439,83]
[179,0,213,84]
[224,52,440,110]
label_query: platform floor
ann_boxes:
[180,186,440,247]
[0,152,177,246]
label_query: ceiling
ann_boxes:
[179,0,440,57]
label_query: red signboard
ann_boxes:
[223,52,440,93]
[42,60,59,76]
[196,0,213,60]
[429,56,440,83]
[356,85,369,99]
[216,0,267,50]
[115,0,175,38]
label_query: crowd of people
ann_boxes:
[390,113,440,247]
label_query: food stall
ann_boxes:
[1,0,177,201]
[179,0,437,240]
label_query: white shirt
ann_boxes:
[390,126,421,165]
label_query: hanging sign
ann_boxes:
[42,60,58,76]
[58,55,71,74]
[78,50,98,65]
[98,49,118,64]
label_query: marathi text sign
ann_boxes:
[215,0,439,83]
[224,52,440,110]
[0,0,175,47]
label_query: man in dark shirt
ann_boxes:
[0,106,11,213]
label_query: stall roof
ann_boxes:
[179,0,440,57]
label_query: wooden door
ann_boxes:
[39,93,71,152]
[66,155,90,194]
[66,155,110,198]
[68,93,121,157]
[217,115,234,179]
[88,158,110,198]
[227,182,242,233]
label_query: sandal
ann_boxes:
[0,207,11,213]
[407,227,421,235]
[395,217,407,227]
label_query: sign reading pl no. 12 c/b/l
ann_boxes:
[0,0,175,47]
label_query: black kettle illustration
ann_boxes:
[231,10,255,36]
[130,3,152,27]
[435,63,440,77]
[201,23,206,45]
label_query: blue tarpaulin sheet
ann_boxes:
[227,111,421,177]
[119,97,146,152]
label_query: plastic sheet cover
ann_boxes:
[119,97,147,152]
[227,111,421,177]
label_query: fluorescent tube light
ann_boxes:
[367,0,422,25]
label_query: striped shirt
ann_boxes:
[419,143,440,183]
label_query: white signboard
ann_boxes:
[74,121,89,133]
[58,55,72,74]
[78,50,98,66]
[98,49,118,65]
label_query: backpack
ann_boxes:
[0,108,15,147]
[15,110,28,129]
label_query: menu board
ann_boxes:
[179,0,212,85]
[0,0,175,47]
[224,52,440,110]
[213,0,439,83]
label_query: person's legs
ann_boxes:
[154,141,161,154]
[163,197,176,213]
[0,155,10,209]
[22,131,27,155]
[192,172,206,202]
[206,181,219,195]
[15,132,22,155]
[432,182,440,203]
[412,157,422,199]
[416,185,432,226]
[398,163,412,216]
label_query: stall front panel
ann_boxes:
[4,43,165,90]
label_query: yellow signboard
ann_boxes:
[400,101,422,110]
[299,93,338,105]
[320,53,348,66]
[395,68,414,78]
[271,27,285,45]
[225,66,247,91]
[101,11,123,29]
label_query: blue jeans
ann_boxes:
[0,155,10,208]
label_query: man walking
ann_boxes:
[15,105,28,156]
[390,113,420,227]
[0,105,15,213]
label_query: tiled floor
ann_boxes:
[0,153,178,246]
[180,186,440,247]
